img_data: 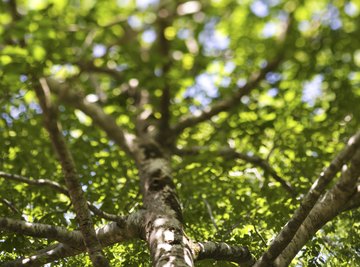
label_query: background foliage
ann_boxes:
[1,0,359,266]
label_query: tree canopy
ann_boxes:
[1,0,360,266]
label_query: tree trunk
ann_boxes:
[135,138,194,266]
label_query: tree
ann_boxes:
[0,0,359,266]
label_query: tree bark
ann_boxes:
[1,212,144,267]
[134,138,194,266]
[254,131,360,267]
[33,79,109,267]
[274,149,360,266]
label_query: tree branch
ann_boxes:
[135,91,152,136]
[45,77,136,157]
[0,217,80,246]
[274,147,360,266]
[1,211,145,267]
[1,243,78,267]
[174,146,294,194]
[172,58,282,134]
[193,241,255,267]
[0,198,22,215]
[77,60,123,81]
[159,83,171,136]
[0,171,124,223]
[342,189,360,211]
[33,78,109,266]
[254,131,360,267]
[88,204,126,224]
[0,171,68,195]
[203,198,219,231]
[8,0,21,21]
[171,14,294,136]
[157,15,172,138]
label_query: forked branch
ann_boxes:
[274,147,360,266]
[45,77,136,157]
[255,131,360,267]
[171,14,294,136]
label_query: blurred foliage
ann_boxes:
[0,0,360,266]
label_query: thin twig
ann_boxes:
[0,198,22,215]
[0,171,68,195]
[203,198,219,232]
[174,146,294,195]
[252,223,267,246]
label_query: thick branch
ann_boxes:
[8,0,21,21]
[255,131,360,267]
[135,91,153,136]
[1,211,145,267]
[342,189,360,211]
[46,77,136,156]
[194,241,255,267]
[0,217,80,246]
[174,146,294,194]
[157,15,172,137]
[0,171,124,223]
[34,78,109,267]
[274,148,360,266]
[159,84,171,136]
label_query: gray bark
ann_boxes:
[34,79,109,267]
[1,212,144,267]
[134,138,194,266]
[254,131,360,267]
